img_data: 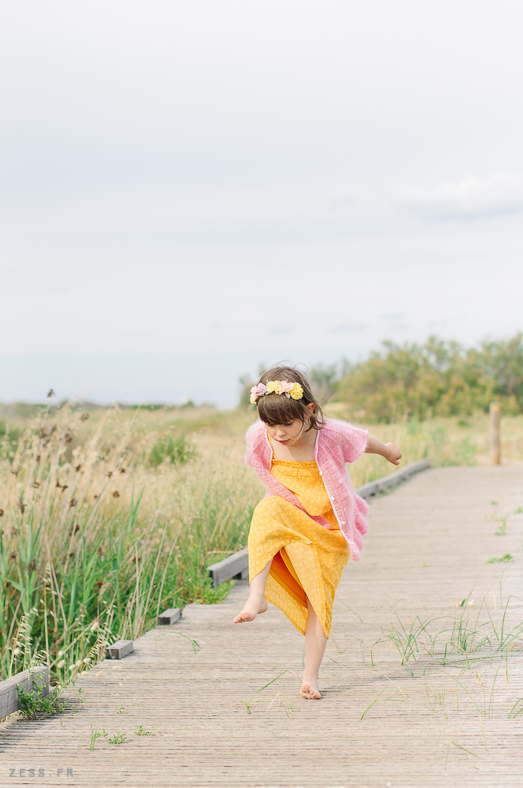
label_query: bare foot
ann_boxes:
[233,597,268,623]
[300,680,321,699]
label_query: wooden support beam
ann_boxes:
[106,640,134,660]
[355,458,431,500]
[158,608,182,625]
[207,547,249,587]
[490,402,501,465]
[0,666,49,719]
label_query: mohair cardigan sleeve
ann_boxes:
[244,418,370,561]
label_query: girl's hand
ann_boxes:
[385,442,402,465]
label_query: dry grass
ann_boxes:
[0,402,260,684]
[1,399,522,686]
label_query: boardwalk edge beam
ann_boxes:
[106,640,134,660]
[355,458,431,500]
[158,608,182,625]
[0,666,50,720]
[207,547,249,587]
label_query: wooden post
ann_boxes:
[490,402,501,465]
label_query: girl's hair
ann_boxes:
[255,366,325,431]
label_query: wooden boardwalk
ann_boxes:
[1,467,523,787]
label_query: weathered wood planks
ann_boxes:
[1,466,522,787]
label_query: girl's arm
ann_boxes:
[365,435,402,466]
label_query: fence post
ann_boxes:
[490,402,501,465]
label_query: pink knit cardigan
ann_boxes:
[245,418,370,561]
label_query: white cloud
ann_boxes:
[268,323,295,336]
[400,173,523,219]
[328,185,356,213]
[327,323,367,334]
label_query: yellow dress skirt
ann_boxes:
[248,456,350,637]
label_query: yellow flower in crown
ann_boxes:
[290,382,304,400]
[266,381,281,394]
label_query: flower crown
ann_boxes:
[250,380,304,405]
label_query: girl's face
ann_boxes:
[265,418,306,445]
[264,403,315,446]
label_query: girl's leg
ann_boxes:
[233,560,271,623]
[300,597,327,699]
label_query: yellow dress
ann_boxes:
[248,445,350,637]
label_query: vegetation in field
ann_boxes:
[240,333,523,423]
[2,348,523,689]
[0,401,261,685]
[335,333,523,423]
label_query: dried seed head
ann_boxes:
[80,412,89,421]
[119,468,126,474]
[112,491,120,498]
[64,432,73,443]
[32,481,40,488]
[106,471,113,478]
[36,455,41,462]
[0,509,4,518]
[75,464,82,472]
[9,552,17,561]
[17,499,26,514]
[47,389,55,398]
[69,498,78,508]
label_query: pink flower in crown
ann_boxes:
[250,382,267,404]
[279,381,293,394]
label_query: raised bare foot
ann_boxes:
[233,597,268,623]
[300,680,321,699]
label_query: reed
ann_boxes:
[0,402,261,683]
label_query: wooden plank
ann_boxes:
[158,608,182,625]
[105,640,134,660]
[0,666,49,719]
[207,547,249,587]
[1,467,522,787]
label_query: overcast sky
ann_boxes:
[1,1,522,406]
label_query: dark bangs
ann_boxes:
[257,393,310,427]
[255,365,326,431]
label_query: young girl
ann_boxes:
[233,366,402,700]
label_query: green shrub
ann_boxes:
[149,435,195,467]
[334,334,523,423]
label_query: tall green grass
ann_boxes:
[0,402,261,684]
